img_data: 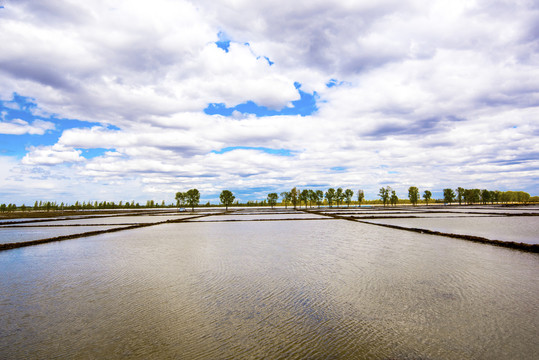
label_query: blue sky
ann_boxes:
[0,0,538,204]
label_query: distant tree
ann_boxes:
[220,190,235,210]
[185,189,200,211]
[423,190,432,205]
[379,187,390,206]
[300,189,310,209]
[515,191,530,203]
[491,190,499,204]
[390,190,398,206]
[34,201,38,210]
[315,190,324,208]
[308,190,316,208]
[267,193,279,209]
[280,191,291,208]
[21,204,27,212]
[481,189,490,204]
[336,187,344,207]
[472,189,481,204]
[443,188,455,204]
[344,189,354,207]
[408,186,419,206]
[456,187,464,205]
[325,188,336,207]
[0,204,5,213]
[175,192,186,208]
[290,187,299,209]
[463,189,480,204]
[357,189,364,207]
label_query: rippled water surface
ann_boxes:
[362,216,539,244]
[0,225,128,244]
[1,219,538,359]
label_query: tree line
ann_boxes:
[442,188,531,205]
[173,186,533,212]
[0,187,533,214]
[0,199,172,213]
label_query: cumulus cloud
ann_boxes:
[0,0,538,203]
[0,118,55,135]
[22,144,84,165]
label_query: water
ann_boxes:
[188,213,328,221]
[0,225,128,244]
[1,218,538,359]
[4,214,194,226]
[362,216,539,244]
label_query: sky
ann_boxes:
[0,0,538,204]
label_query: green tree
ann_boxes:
[300,189,310,209]
[408,186,419,206]
[315,190,324,208]
[390,190,398,206]
[379,187,390,206]
[325,188,336,207]
[344,189,354,207]
[336,187,344,207]
[308,190,317,208]
[280,191,291,208]
[175,192,186,208]
[481,189,490,204]
[290,187,299,209]
[443,188,455,204]
[267,193,278,209]
[185,189,200,211]
[423,190,432,205]
[220,190,235,210]
[357,189,364,207]
[456,187,464,205]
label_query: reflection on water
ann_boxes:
[0,225,128,244]
[1,220,538,359]
[363,216,539,244]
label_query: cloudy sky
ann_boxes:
[0,0,538,204]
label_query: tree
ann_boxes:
[408,186,419,206]
[456,187,464,205]
[379,187,390,206]
[300,189,310,209]
[325,188,336,207]
[357,190,364,207]
[423,190,432,205]
[280,191,291,208]
[315,190,324,208]
[336,187,344,207]
[443,188,455,204]
[267,193,278,209]
[220,190,235,210]
[290,187,299,209]
[308,190,317,208]
[175,192,186,208]
[481,189,490,204]
[344,189,354,207]
[185,188,200,211]
[390,190,398,206]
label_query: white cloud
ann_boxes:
[21,144,84,165]
[0,118,55,135]
[0,0,538,203]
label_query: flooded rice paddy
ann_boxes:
[0,206,538,359]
